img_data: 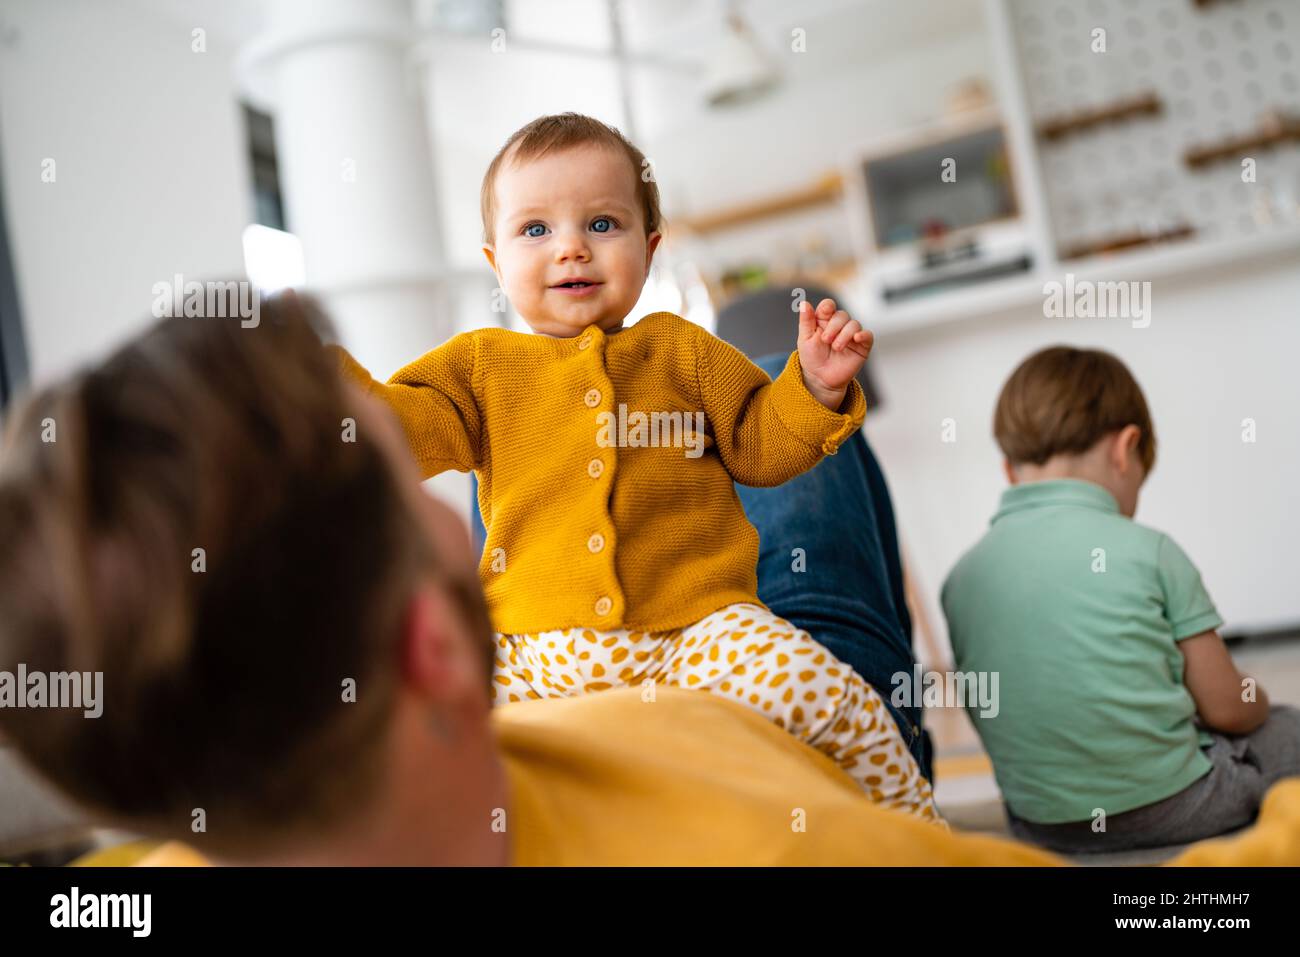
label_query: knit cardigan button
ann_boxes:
[594,596,613,616]
[583,388,602,407]
[587,458,604,478]
[587,533,605,553]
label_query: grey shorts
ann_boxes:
[1006,704,1300,854]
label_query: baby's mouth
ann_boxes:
[549,280,604,296]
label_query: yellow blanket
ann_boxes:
[76,688,1300,866]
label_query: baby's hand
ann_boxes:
[796,298,873,410]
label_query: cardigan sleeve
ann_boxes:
[695,331,866,488]
[327,334,482,478]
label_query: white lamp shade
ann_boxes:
[702,17,779,107]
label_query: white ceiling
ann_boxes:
[120,0,984,70]
[121,0,269,45]
[622,0,983,63]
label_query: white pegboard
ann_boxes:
[1007,0,1300,256]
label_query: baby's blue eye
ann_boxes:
[524,223,547,238]
[592,217,614,233]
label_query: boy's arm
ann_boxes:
[694,325,866,488]
[1156,532,1268,734]
[327,335,481,478]
[1179,630,1270,735]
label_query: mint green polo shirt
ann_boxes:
[940,478,1222,824]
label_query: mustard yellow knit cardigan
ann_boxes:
[331,311,866,634]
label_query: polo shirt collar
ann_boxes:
[993,478,1119,524]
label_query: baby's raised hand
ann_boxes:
[796,298,873,410]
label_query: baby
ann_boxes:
[332,112,938,821]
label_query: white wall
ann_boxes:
[869,247,1300,646]
[0,0,251,385]
[638,29,994,218]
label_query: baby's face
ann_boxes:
[483,142,661,338]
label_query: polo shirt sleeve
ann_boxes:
[1156,533,1224,641]
[694,330,866,487]
[327,334,482,478]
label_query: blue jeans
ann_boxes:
[469,351,934,782]
[734,353,932,782]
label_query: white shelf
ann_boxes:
[858,222,1300,338]
[845,0,1300,338]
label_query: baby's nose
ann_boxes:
[555,232,591,261]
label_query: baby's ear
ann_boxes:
[481,244,498,273]
[644,231,662,270]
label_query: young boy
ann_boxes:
[330,112,939,821]
[942,345,1300,852]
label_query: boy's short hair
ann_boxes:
[480,112,663,245]
[994,345,1157,473]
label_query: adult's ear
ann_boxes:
[1002,457,1018,486]
[399,584,474,702]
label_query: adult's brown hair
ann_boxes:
[0,290,485,857]
[480,111,664,246]
[993,345,1157,473]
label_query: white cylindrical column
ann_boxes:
[239,0,473,514]
[241,0,451,375]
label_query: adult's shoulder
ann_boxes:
[493,684,843,774]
